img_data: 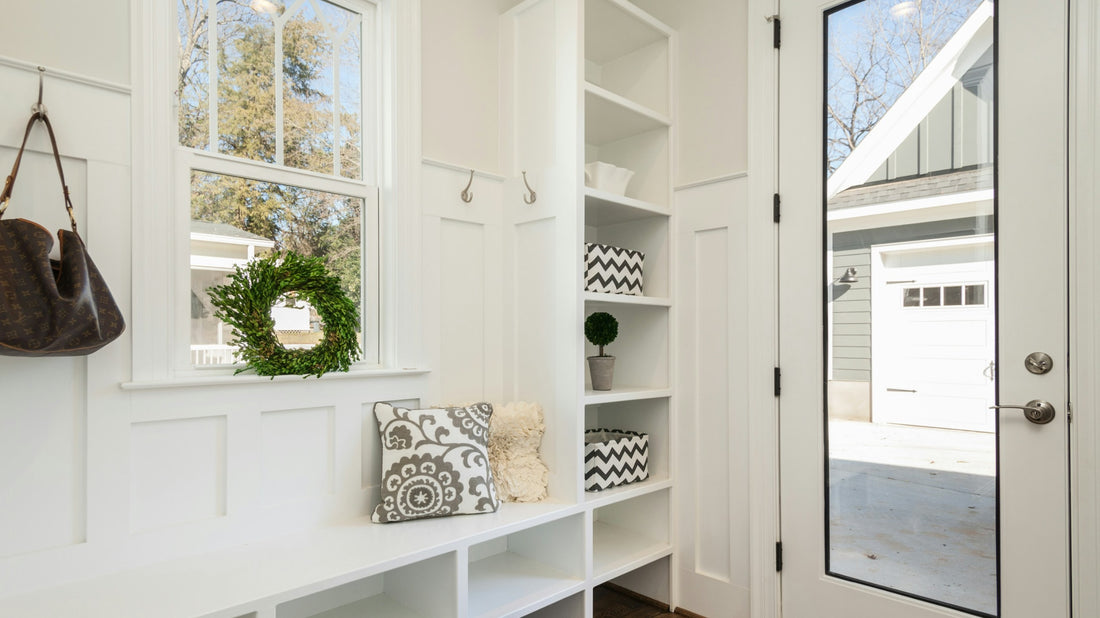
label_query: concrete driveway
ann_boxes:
[827,420,997,615]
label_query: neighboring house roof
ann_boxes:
[828,166,992,212]
[828,0,994,200]
[190,220,275,246]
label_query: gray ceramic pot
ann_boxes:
[587,355,616,391]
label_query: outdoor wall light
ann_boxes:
[838,267,859,284]
[250,0,285,16]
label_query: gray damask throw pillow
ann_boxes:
[372,402,501,523]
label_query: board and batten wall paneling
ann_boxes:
[0,56,134,596]
[674,178,752,617]
[0,358,88,557]
[421,162,505,406]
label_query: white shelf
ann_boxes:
[0,502,577,618]
[584,187,669,225]
[592,520,673,582]
[585,83,670,146]
[583,291,671,308]
[584,477,672,508]
[468,552,583,618]
[585,0,673,65]
[310,594,423,618]
[584,386,671,405]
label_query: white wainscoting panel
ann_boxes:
[674,177,752,617]
[130,416,226,532]
[260,408,336,507]
[513,218,557,408]
[421,161,505,406]
[0,357,87,558]
[691,227,732,580]
[440,219,488,402]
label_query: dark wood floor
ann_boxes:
[593,585,680,618]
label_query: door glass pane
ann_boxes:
[825,1,996,615]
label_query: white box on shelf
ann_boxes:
[584,161,635,196]
[584,429,649,492]
[585,242,644,296]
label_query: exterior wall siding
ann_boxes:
[829,215,994,383]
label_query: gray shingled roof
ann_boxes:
[828,166,993,211]
[190,220,273,243]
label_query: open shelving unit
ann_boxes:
[276,553,457,618]
[467,515,585,617]
[579,0,676,607]
[592,490,673,582]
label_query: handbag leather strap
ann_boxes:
[0,112,79,235]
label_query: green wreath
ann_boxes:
[207,251,361,378]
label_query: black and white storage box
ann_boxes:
[584,242,644,296]
[584,429,650,491]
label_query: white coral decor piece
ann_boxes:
[489,401,550,502]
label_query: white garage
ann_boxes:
[870,236,995,432]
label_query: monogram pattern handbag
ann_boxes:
[0,112,124,356]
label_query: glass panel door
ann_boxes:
[824,1,995,614]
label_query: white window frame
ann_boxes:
[131,0,423,382]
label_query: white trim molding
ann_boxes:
[746,2,780,618]
[0,54,131,94]
[1071,1,1100,616]
[673,170,749,192]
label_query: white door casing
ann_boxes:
[778,2,1070,618]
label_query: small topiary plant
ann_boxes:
[584,312,619,357]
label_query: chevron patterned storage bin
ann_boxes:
[584,429,649,492]
[584,243,644,296]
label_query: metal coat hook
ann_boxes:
[460,170,474,203]
[521,171,537,204]
[32,66,48,116]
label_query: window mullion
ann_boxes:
[275,14,285,166]
[207,0,218,151]
[333,32,342,178]
[183,147,374,198]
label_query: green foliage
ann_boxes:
[207,251,361,378]
[584,312,619,357]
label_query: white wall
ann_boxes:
[421,0,503,173]
[0,1,130,86]
[632,0,749,185]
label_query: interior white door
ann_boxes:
[779,1,1069,617]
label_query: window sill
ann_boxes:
[120,367,430,391]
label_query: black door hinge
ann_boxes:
[772,17,782,49]
[776,541,783,571]
[774,367,781,396]
[773,193,781,223]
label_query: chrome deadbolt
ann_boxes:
[1024,352,1053,375]
[989,399,1056,424]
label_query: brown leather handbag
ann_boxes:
[0,112,124,356]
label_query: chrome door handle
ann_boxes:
[989,399,1056,424]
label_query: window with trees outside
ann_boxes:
[177,0,379,368]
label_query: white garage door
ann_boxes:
[871,236,995,432]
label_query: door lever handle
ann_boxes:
[989,399,1056,424]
